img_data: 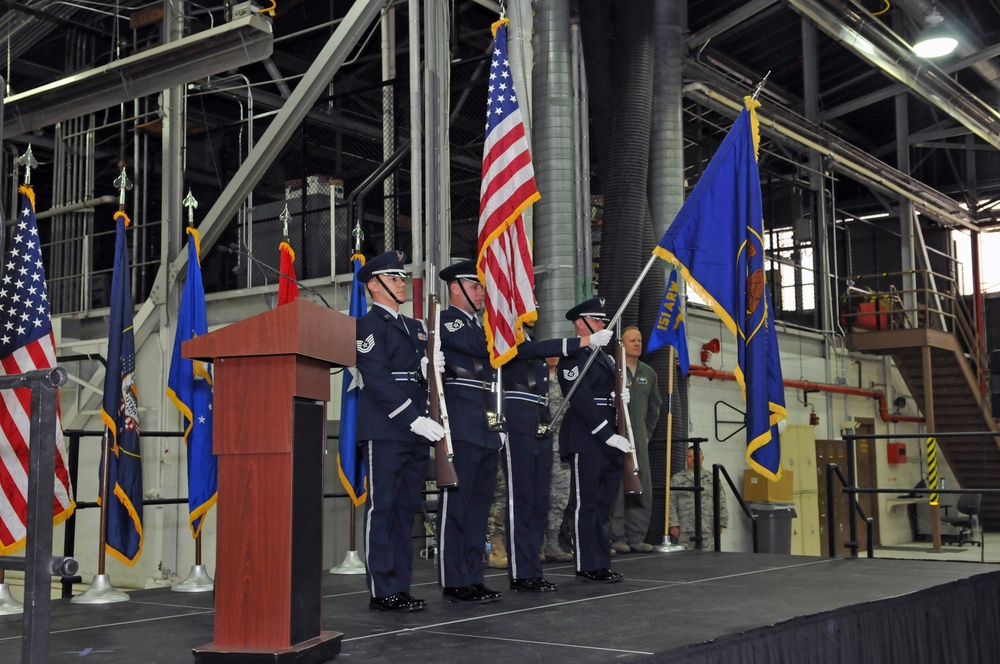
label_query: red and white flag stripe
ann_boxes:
[0,332,74,553]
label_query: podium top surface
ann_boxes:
[182,298,355,367]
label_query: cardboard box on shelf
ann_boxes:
[743,469,794,503]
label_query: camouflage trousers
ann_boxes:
[487,462,506,537]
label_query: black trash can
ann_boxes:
[748,502,797,554]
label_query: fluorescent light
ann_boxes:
[3,14,273,139]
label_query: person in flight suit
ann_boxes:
[355,250,445,612]
[436,259,504,603]
[501,318,612,592]
[557,297,632,583]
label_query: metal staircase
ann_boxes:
[842,271,1000,528]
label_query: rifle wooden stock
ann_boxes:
[427,295,458,488]
[615,340,643,495]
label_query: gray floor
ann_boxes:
[1,550,997,663]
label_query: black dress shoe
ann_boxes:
[400,591,427,608]
[370,592,421,611]
[472,583,503,601]
[443,585,489,603]
[533,577,558,591]
[510,578,544,592]
[576,568,624,583]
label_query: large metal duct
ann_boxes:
[649,0,689,480]
[786,0,1000,150]
[532,0,577,339]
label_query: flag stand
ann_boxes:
[173,534,214,592]
[329,505,365,575]
[0,570,23,615]
[654,346,684,553]
[72,430,129,604]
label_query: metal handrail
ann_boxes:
[713,463,759,553]
[0,368,78,664]
[839,267,987,397]
[825,462,874,558]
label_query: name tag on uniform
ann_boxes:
[636,377,648,384]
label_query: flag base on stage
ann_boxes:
[193,631,343,664]
[0,584,23,615]
[328,550,365,575]
[653,536,686,553]
[172,564,214,592]
[71,574,130,604]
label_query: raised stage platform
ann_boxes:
[2,551,999,663]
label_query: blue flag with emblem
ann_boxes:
[100,211,143,564]
[167,227,217,538]
[653,98,786,480]
[338,254,368,507]
[646,269,690,376]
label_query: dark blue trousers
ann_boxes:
[437,439,498,588]
[501,432,553,581]
[571,446,623,572]
[364,439,429,598]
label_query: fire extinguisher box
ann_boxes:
[887,442,907,464]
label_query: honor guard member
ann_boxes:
[501,320,612,592]
[436,259,504,603]
[557,297,632,583]
[355,250,445,612]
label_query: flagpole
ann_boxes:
[73,165,134,604]
[655,346,684,553]
[330,224,367,576]
[544,254,660,433]
[173,190,215,593]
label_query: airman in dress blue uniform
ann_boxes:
[557,297,632,583]
[500,322,612,592]
[436,259,504,603]
[355,251,445,612]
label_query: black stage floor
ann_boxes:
[2,551,999,663]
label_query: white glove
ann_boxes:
[434,349,446,374]
[420,356,429,379]
[606,434,632,453]
[410,416,445,442]
[589,329,613,348]
[620,386,631,405]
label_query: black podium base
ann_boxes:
[193,631,342,664]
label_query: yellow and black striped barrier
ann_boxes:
[927,436,938,505]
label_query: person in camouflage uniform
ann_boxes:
[669,446,728,551]
[487,463,508,568]
[543,357,573,562]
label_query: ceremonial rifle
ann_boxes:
[615,321,643,495]
[426,267,459,488]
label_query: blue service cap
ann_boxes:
[356,250,408,283]
[439,259,481,284]
[565,296,607,322]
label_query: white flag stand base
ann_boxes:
[653,535,686,553]
[71,574,130,604]
[0,583,23,614]
[328,550,365,575]
[172,564,214,592]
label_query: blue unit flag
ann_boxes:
[338,255,368,506]
[646,269,690,376]
[100,211,143,564]
[167,227,217,538]
[653,98,786,479]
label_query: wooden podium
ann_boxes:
[183,299,355,664]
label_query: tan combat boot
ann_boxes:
[489,534,508,569]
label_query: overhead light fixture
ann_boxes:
[913,6,958,58]
[3,14,273,139]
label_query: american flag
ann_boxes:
[0,187,75,554]
[477,18,540,368]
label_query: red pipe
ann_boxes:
[687,364,924,424]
